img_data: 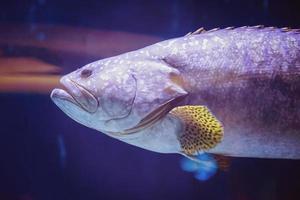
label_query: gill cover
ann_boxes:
[110,59,190,136]
[101,74,137,119]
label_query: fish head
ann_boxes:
[51,57,188,134]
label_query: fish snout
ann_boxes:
[60,77,99,113]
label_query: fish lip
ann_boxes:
[50,88,80,108]
[54,77,99,113]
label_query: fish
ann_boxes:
[51,26,300,161]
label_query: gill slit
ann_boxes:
[69,79,99,113]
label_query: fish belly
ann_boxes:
[118,115,183,154]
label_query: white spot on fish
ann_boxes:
[202,39,208,49]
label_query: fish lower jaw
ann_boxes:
[51,88,79,107]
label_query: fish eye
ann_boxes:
[80,69,92,78]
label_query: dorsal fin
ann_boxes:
[281,27,291,32]
[291,29,300,33]
[252,25,264,28]
[265,26,277,30]
[185,27,206,36]
[185,25,300,36]
[224,26,235,30]
[206,28,220,33]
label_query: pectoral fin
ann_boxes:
[110,94,187,136]
[170,105,224,155]
[213,154,231,171]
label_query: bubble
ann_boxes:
[180,157,199,172]
[180,153,218,181]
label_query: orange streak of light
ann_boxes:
[0,57,61,75]
[0,75,61,94]
[0,23,162,58]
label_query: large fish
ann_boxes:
[51,26,300,161]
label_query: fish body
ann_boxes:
[51,27,300,160]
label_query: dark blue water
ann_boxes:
[1,0,300,200]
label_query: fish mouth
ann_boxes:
[51,77,99,113]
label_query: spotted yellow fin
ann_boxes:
[170,105,224,155]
